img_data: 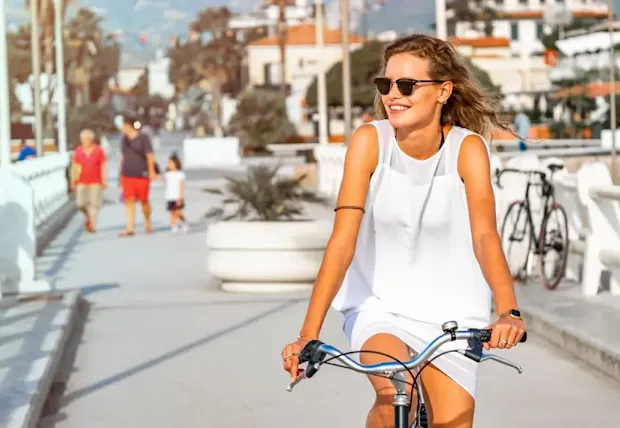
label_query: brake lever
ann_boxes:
[286,369,308,392]
[481,353,523,374]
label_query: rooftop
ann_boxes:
[449,36,511,48]
[248,23,364,47]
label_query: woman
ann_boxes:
[71,129,107,233]
[281,34,526,428]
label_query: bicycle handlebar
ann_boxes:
[494,168,548,189]
[287,326,527,392]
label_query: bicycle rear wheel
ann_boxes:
[538,203,569,290]
[500,201,532,282]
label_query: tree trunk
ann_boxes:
[277,0,287,95]
[44,25,54,137]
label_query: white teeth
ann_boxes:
[390,105,409,111]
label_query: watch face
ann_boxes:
[510,309,522,317]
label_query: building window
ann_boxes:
[518,0,527,4]
[536,23,544,39]
[495,0,504,5]
[511,23,519,40]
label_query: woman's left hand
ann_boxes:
[483,316,526,350]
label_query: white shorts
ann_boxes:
[343,309,480,398]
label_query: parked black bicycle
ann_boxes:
[495,164,569,289]
[287,321,527,428]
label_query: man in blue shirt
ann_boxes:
[514,110,531,151]
[17,141,36,161]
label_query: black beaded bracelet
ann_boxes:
[334,205,365,214]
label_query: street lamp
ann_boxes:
[608,0,617,181]
[341,0,351,144]
[315,0,328,146]
[435,0,447,40]
[30,0,43,155]
[54,0,67,153]
[0,0,10,167]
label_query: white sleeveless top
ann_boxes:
[332,120,492,329]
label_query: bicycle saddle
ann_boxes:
[547,163,564,172]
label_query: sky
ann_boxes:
[4,0,619,67]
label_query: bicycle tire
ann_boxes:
[500,201,532,281]
[538,203,569,290]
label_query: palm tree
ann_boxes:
[447,0,498,37]
[262,0,290,95]
[24,0,74,136]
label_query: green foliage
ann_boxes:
[205,165,325,221]
[227,89,297,151]
[306,40,385,107]
[64,8,121,103]
[131,67,149,97]
[305,40,498,107]
[67,103,116,149]
[168,6,243,96]
[462,57,499,95]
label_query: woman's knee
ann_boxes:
[421,364,474,428]
[361,334,417,425]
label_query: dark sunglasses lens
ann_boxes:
[374,78,391,95]
[396,80,415,96]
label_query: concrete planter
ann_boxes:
[206,220,331,293]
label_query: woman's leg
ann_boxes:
[87,185,103,231]
[361,334,417,428]
[171,209,179,226]
[420,364,475,428]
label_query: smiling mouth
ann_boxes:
[389,105,410,112]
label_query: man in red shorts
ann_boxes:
[119,114,159,236]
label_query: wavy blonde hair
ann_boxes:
[374,34,508,138]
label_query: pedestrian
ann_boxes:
[281,34,526,428]
[119,113,159,236]
[70,129,107,233]
[16,141,36,161]
[514,108,530,151]
[164,152,188,233]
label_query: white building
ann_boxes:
[229,0,314,37]
[449,0,609,109]
[246,23,364,125]
[148,51,175,99]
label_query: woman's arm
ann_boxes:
[458,135,525,348]
[178,176,184,201]
[101,155,108,189]
[298,124,379,340]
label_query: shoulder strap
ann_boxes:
[369,120,394,166]
[447,126,490,175]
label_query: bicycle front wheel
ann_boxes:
[501,201,532,282]
[538,203,569,290]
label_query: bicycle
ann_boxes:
[495,164,570,290]
[287,321,527,428]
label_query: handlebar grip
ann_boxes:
[479,330,528,343]
[298,340,325,364]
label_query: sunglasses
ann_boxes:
[373,77,445,96]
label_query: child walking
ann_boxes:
[164,152,188,233]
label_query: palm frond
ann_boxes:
[204,165,323,221]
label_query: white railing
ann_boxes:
[0,153,70,297]
[577,163,620,296]
[314,144,346,200]
[11,153,71,228]
[314,140,620,296]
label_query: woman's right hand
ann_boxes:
[281,337,311,381]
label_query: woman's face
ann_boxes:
[381,54,446,130]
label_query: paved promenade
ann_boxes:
[2,133,618,427]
